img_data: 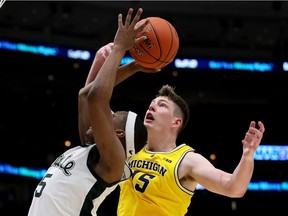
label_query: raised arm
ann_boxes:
[78,43,114,144]
[86,8,149,183]
[78,45,159,144]
[183,120,265,197]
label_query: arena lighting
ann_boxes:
[174,58,276,72]
[0,39,92,60]
[1,38,288,72]
[248,181,288,192]
[283,62,288,71]
[0,161,287,192]
[254,145,288,161]
[196,181,288,192]
[0,162,46,180]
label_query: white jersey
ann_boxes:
[28,144,130,216]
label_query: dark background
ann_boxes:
[0,1,288,215]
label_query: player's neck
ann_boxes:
[146,137,176,152]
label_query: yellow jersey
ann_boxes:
[117,144,195,216]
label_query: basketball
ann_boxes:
[129,17,179,69]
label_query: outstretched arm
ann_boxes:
[184,121,265,197]
[228,121,265,196]
[86,8,149,183]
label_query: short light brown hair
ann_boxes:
[156,84,189,134]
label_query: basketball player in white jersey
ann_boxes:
[28,8,158,216]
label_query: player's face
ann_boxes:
[144,96,176,131]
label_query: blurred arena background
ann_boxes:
[0,1,287,215]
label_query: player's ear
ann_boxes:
[115,129,125,138]
[173,118,182,127]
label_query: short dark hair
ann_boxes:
[156,84,189,134]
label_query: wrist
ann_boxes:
[113,44,127,55]
[243,148,255,160]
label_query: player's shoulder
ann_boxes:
[178,143,195,152]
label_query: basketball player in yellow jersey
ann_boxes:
[117,85,265,216]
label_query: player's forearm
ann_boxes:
[88,47,126,103]
[85,54,105,86]
[85,43,113,86]
[115,61,138,86]
[230,154,254,197]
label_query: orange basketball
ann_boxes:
[129,17,179,69]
